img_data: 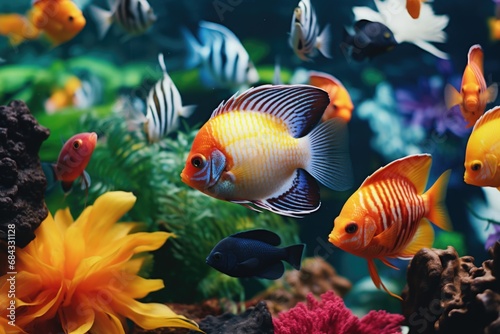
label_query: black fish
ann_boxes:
[342,20,398,62]
[206,229,305,280]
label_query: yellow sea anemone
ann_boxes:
[0,191,201,334]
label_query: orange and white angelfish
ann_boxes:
[464,106,500,190]
[309,71,354,123]
[328,154,452,299]
[181,84,354,217]
[406,0,427,19]
[445,44,498,128]
[0,0,86,46]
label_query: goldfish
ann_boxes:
[181,84,353,217]
[0,0,86,46]
[464,106,500,190]
[206,229,305,279]
[289,0,331,61]
[328,154,452,299]
[45,76,83,114]
[406,0,426,19]
[309,71,354,123]
[51,132,97,193]
[445,44,498,128]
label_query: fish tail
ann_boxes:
[368,259,402,300]
[284,244,305,270]
[423,169,452,231]
[180,26,203,69]
[316,24,332,59]
[304,118,353,191]
[179,105,196,118]
[0,14,38,46]
[89,5,113,39]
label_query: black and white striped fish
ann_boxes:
[181,21,259,90]
[289,0,332,61]
[90,0,157,39]
[144,53,196,143]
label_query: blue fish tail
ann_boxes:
[181,26,203,69]
[284,244,305,270]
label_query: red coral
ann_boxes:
[273,291,404,334]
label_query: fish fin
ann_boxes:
[80,170,91,191]
[251,169,321,218]
[238,258,260,270]
[380,258,399,270]
[89,5,113,39]
[361,154,431,194]
[285,244,305,270]
[231,200,264,213]
[61,181,74,194]
[367,259,402,300]
[412,40,449,59]
[316,23,332,59]
[352,6,384,23]
[486,154,498,178]
[180,26,203,69]
[485,83,498,104]
[304,118,353,191]
[372,222,399,249]
[473,106,500,131]
[231,229,281,246]
[179,105,196,119]
[210,85,329,138]
[256,261,284,280]
[444,83,462,110]
[468,44,484,73]
[423,169,452,231]
[399,218,434,257]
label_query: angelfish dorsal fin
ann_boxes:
[210,85,330,138]
[473,106,500,131]
[468,44,484,74]
[360,154,432,194]
[231,229,281,246]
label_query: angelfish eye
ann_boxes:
[72,139,82,150]
[345,223,358,234]
[471,161,482,171]
[191,154,206,168]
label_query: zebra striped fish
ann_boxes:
[90,0,156,39]
[144,53,195,143]
[289,0,331,61]
[328,154,452,299]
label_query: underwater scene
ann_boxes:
[1,0,500,333]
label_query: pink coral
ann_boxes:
[273,291,404,334]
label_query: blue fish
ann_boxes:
[206,229,305,280]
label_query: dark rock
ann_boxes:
[0,100,50,247]
[402,242,500,334]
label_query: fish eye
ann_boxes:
[72,139,82,150]
[68,16,74,22]
[383,32,391,39]
[345,223,358,234]
[470,161,482,171]
[191,154,206,168]
[213,252,222,261]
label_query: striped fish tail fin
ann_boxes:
[423,169,452,231]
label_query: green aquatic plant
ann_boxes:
[57,112,301,303]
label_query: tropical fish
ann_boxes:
[328,154,452,299]
[289,0,331,61]
[406,0,427,19]
[144,53,196,143]
[51,132,98,193]
[0,0,85,46]
[464,106,500,190]
[206,229,305,279]
[352,0,449,59]
[488,1,500,40]
[90,0,157,39]
[180,84,354,217]
[181,20,259,89]
[309,71,354,123]
[445,45,498,128]
[45,76,83,114]
[342,20,398,62]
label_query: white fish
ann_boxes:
[181,20,259,90]
[353,0,449,59]
[144,53,196,143]
[289,0,332,61]
[90,0,157,39]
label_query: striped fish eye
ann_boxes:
[191,154,206,169]
[345,223,358,234]
[72,139,83,150]
[470,161,482,172]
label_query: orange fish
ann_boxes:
[328,154,452,299]
[445,44,498,128]
[0,0,86,46]
[309,71,354,123]
[406,0,426,19]
[52,132,97,193]
[181,84,353,217]
[45,76,82,113]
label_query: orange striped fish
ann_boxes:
[180,84,354,217]
[328,154,452,299]
[445,44,498,128]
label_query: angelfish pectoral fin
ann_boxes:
[486,154,498,177]
[207,149,226,187]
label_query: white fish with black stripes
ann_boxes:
[289,0,332,62]
[90,0,157,39]
[144,53,196,143]
[181,20,259,90]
